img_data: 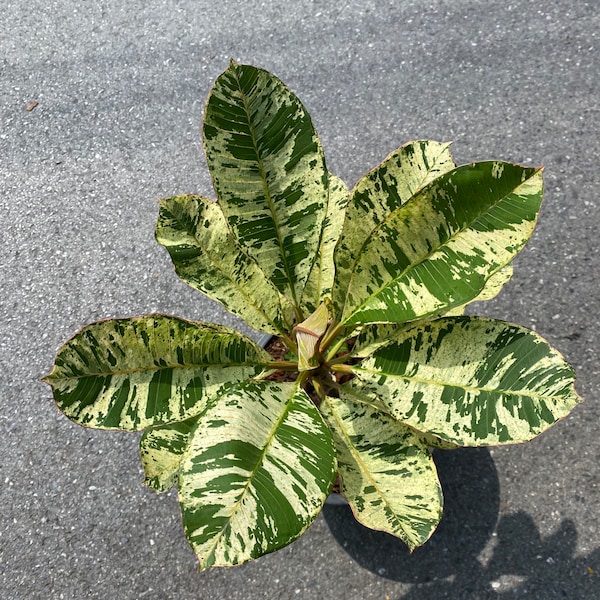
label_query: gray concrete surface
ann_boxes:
[1,1,598,598]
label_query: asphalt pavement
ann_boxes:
[1,1,598,598]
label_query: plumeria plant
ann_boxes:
[44,61,582,570]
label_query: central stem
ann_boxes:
[320,321,346,355]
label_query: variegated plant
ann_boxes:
[44,61,583,570]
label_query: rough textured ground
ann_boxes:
[1,1,598,598]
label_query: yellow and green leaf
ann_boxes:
[321,395,442,550]
[351,317,583,446]
[156,194,293,334]
[351,264,515,356]
[140,416,198,492]
[178,381,337,570]
[445,263,515,317]
[339,162,543,326]
[333,140,455,313]
[43,315,268,431]
[302,174,349,315]
[203,62,329,310]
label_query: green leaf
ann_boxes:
[339,162,544,326]
[416,432,461,450]
[337,379,460,452]
[203,61,329,308]
[43,315,268,431]
[333,140,455,313]
[321,395,442,550]
[351,317,583,446]
[301,174,349,315]
[156,194,293,334]
[140,416,197,492]
[351,264,515,355]
[178,381,337,569]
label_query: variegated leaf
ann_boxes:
[333,140,455,313]
[340,162,543,326]
[416,432,461,450]
[351,264,515,356]
[351,323,414,359]
[43,315,268,431]
[302,174,349,315]
[178,381,336,569]
[338,379,459,449]
[340,378,460,450]
[140,416,197,492]
[203,61,329,308]
[351,317,583,446]
[337,377,390,412]
[156,195,293,334]
[321,395,442,550]
[446,263,516,317]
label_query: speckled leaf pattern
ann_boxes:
[333,140,455,313]
[178,381,337,570]
[203,62,328,307]
[156,195,293,334]
[351,264,515,356]
[140,416,198,492]
[321,396,442,550]
[351,323,413,359]
[352,317,583,446]
[43,315,268,431]
[340,162,543,325]
[301,174,349,315]
[340,379,460,450]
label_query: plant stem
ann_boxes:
[293,305,305,326]
[297,370,310,388]
[330,363,354,375]
[264,361,299,371]
[312,377,327,403]
[326,352,352,366]
[279,332,297,352]
[320,321,346,354]
[324,336,349,363]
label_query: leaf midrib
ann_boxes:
[201,382,299,566]
[232,68,300,309]
[47,360,260,382]
[355,367,567,403]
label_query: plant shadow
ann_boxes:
[322,448,599,598]
[323,448,499,582]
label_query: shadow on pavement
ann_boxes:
[323,448,599,598]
